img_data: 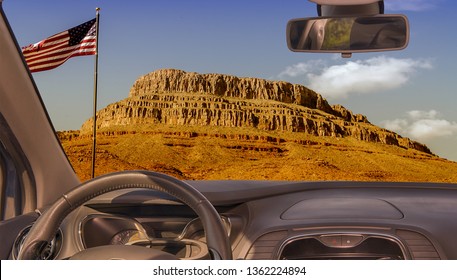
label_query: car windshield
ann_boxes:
[4,0,457,183]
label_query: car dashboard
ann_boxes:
[10,181,457,260]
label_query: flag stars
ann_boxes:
[69,19,96,46]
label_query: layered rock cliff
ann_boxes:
[81,69,431,154]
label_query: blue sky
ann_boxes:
[3,0,457,161]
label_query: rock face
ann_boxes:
[129,69,334,112]
[81,69,431,154]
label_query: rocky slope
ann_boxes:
[81,69,431,154]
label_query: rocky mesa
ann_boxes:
[81,69,431,154]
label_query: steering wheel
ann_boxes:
[18,171,232,260]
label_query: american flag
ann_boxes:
[22,18,97,72]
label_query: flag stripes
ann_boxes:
[22,18,96,72]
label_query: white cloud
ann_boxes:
[382,119,409,132]
[385,0,439,11]
[278,56,432,99]
[407,110,439,120]
[278,60,325,78]
[382,110,457,141]
[308,56,432,99]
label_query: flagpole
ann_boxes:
[91,7,100,179]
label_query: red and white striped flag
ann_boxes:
[21,18,96,72]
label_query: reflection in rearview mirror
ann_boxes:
[287,15,409,53]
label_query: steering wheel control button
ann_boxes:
[320,235,342,247]
[341,235,364,248]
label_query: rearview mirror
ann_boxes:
[287,15,409,54]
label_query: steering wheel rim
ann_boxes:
[18,171,232,260]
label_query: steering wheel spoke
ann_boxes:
[18,171,232,260]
